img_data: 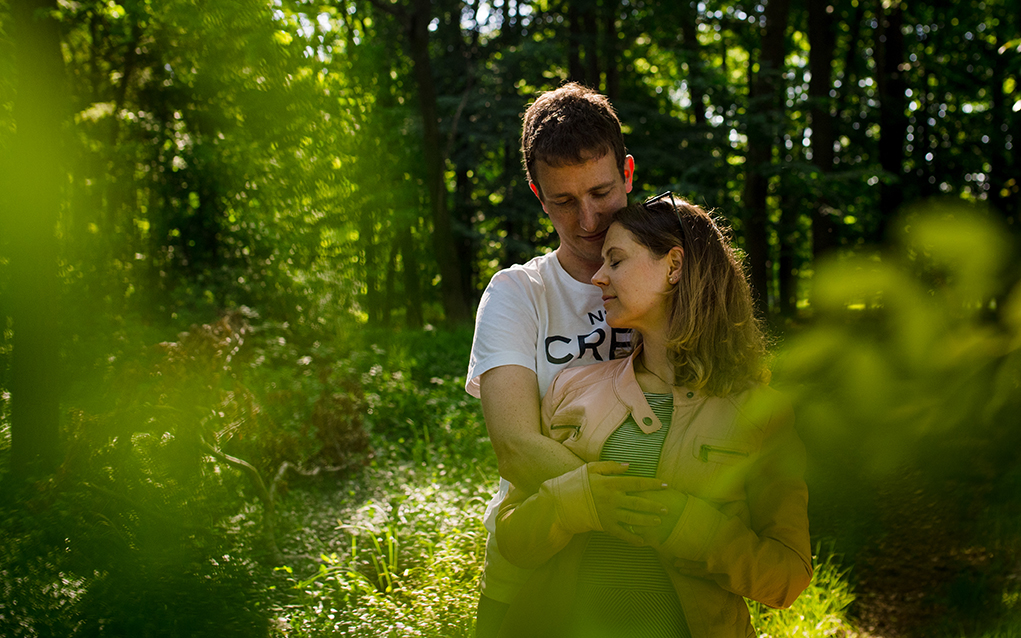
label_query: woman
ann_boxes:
[494,194,812,638]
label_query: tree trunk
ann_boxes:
[741,0,791,318]
[873,0,908,240]
[603,0,619,99]
[361,208,382,325]
[406,0,471,324]
[3,0,66,482]
[777,186,799,319]
[583,1,599,88]
[680,1,707,126]
[988,38,1012,220]
[454,165,477,307]
[399,221,424,329]
[382,238,398,328]
[568,1,583,83]
[808,0,839,258]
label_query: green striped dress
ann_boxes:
[568,393,692,638]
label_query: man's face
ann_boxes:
[532,151,634,282]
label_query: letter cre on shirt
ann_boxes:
[466,251,631,401]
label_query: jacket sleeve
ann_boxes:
[658,394,813,609]
[495,463,602,569]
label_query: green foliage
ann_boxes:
[774,204,1021,635]
[749,543,857,638]
[3,0,1021,635]
[271,458,492,638]
[360,367,489,467]
[0,309,375,637]
[778,202,1021,483]
[0,417,269,637]
[239,320,371,474]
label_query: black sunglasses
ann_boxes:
[642,191,690,244]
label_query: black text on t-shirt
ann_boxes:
[544,327,631,364]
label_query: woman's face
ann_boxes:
[591,223,680,337]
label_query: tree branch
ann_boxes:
[202,440,283,566]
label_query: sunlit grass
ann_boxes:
[269,448,493,638]
[267,446,864,638]
[749,544,859,638]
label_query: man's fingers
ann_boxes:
[587,460,631,476]
[601,475,668,493]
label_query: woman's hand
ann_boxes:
[587,461,669,546]
[628,487,688,548]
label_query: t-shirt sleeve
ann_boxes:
[465,269,542,398]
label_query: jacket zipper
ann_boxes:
[699,444,749,462]
[550,424,580,438]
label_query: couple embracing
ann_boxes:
[465,83,812,638]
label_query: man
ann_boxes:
[465,83,668,637]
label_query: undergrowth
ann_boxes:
[265,452,862,638]
[749,544,859,638]
[266,448,494,638]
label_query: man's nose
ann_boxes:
[578,198,602,232]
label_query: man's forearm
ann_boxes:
[495,433,584,494]
[480,365,584,493]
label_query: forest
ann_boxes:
[1,0,1020,636]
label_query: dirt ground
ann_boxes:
[842,471,1019,637]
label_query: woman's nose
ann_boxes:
[591,265,608,286]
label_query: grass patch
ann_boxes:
[749,543,858,637]
[267,447,495,637]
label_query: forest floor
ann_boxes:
[845,471,1021,638]
[266,460,1021,638]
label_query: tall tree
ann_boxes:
[741,0,792,316]
[679,0,707,126]
[367,0,472,324]
[3,0,67,481]
[808,0,840,258]
[873,0,908,239]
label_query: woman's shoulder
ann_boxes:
[724,383,794,431]
[546,357,630,400]
[557,356,629,383]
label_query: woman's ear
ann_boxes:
[667,246,684,283]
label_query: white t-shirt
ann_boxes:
[467,250,630,400]
[466,250,631,532]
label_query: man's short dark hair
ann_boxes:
[521,82,627,199]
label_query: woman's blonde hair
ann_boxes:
[613,195,770,396]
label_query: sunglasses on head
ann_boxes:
[643,191,690,244]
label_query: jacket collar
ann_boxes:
[614,346,663,434]
[612,345,703,434]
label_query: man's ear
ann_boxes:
[623,155,635,194]
[529,182,542,201]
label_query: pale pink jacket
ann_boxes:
[495,349,812,638]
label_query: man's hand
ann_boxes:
[587,461,670,546]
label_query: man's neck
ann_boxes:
[554,247,601,284]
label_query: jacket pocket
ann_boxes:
[692,435,751,465]
[548,415,583,443]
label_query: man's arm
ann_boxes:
[479,365,583,494]
[480,364,667,545]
